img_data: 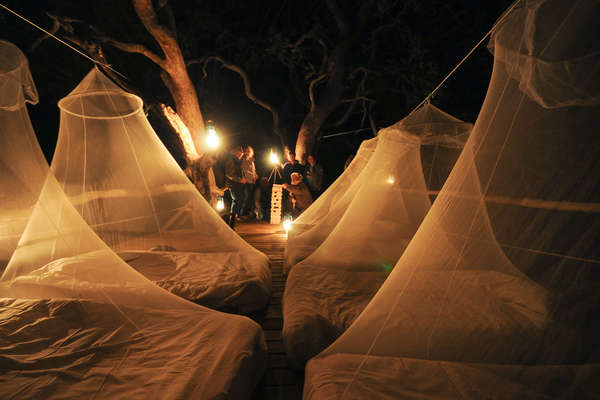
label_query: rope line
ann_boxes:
[408,0,522,117]
[0,3,122,77]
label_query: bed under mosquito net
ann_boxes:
[0,42,267,400]
[0,40,46,272]
[50,68,271,313]
[282,104,471,368]
[303,0,600,398]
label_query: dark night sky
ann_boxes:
[0,0,513,187]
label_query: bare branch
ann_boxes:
[101,37,165,66]
[188,56,283,138]
[29,18,60,51]
[339,96,376,104]
[308,73,328,110]
[325,0,349,35]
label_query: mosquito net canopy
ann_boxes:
[0,53,266,398]
[285,103,471,273]
[0,40,46,270]
[51,68,271,312]
[304,0,600,397]
[282,104,471,367]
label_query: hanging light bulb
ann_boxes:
[216,196,225,211]
[206,120,219,150]
[387,175,395,184]
[283,215,293,233]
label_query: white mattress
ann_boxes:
[304,353,599,399]
[0,297,267,400]
[282,265,387,369]
[282,268,558,369]
[119,250,272,313]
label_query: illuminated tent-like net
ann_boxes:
[0,56,266,400]
[283,104,471,367]
[51,68,271,313]
[0,40,46,270]
[304,0,600,398]
[284,105,471,274]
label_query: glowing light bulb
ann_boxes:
[387,176,395,184]
[269,151,280,165]
[206,125,219,149]
[216,196,225,211]
[283,215,293,233]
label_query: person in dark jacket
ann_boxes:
[282,150,305,184]
[224,146,246,228]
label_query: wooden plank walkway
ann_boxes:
[235,221,304,400]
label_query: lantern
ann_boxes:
[216,195,225,211]
[206,120,219,150]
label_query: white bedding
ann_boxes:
[282,265,387,369]
[283,268,553,369]
[304,353,599,400]
[0,297,267,400]
[119,250,272,313]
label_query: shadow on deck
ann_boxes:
[235,221,304,400]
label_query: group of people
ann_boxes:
[219,145,323,228]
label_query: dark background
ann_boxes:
[0,0,513,188]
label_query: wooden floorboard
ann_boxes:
[236,221,304,400]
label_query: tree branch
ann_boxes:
[325,0,349,35]
[132,0,180,67]
[100,37,165,66]
[188,56,283,138]
[308,73,328,111]
[29,17,60,51]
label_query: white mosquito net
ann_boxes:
[50,68,271,312]
[282,104,471,367]
[0,40,45,271]
[0,62,266,399]
[304,0,600,398]
[285,103,471,273]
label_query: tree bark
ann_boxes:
[131,0,205,155]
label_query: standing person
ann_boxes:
[224,146,246,228]
[240,145,258,219]
[282,150,305,184]
[282,172,313,218]
[305,154,324,198]
[254,176,271,221]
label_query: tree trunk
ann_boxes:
[132,0,205,156]
[293,0,367,162]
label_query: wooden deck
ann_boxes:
[235,221,304,400]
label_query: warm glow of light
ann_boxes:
[161,104,200,161]
[206,124,220,149]
[387,176,395,184]
[216,196,225,211]
[269,151,280,165]
[283,215,293,233]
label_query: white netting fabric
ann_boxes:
[285,103,471,273]
[0,59,266,398]
[50,68,271,311]
[0,40,38,110]
[284,137,377,271]
[0,41,46,270]
[304,0,600,398]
